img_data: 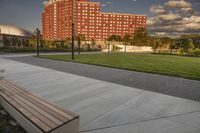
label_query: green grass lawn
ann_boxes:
[39,53,200,80]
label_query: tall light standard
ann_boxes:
[78,34,81,54]
[34,28,40,57]
[71,0,76,60]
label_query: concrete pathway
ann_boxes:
[1,57,200,133]
[8,56,200,102]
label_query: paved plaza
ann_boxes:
[8,55,200,102]
[1,54,200,133]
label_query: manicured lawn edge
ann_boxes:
[36,55,200,81]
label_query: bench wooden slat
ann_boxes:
[1,80,75,120]
[0,91,13,102]
[18,91,68,122]
[0,82,63,127]
[0,80,70,122]
[0,80,79,133]
[13,95,58,128]
[2,89,56,129]
[2,91,51,132]
[11,101,51,132]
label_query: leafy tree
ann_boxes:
[104,40,111,54]
[91,38,96,48]
[51,41,56,48]
[108,35,122,42]
[2,36,10,48]
[160,37,172,49]
[21,39,26,48]
[42,40,51,48]
[151,37,161,53]
[64,37,71,48]
[169,39,176,53]
[130,28,148,46]
[60,39,65,48]
[122,33,131,53]
[10,37,19,48]
[29,36,36,47]
[180,34,200,40]
[184,40,194,53]
[25,40,29,47]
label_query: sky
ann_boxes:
[0,0,200,36]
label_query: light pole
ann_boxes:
[34,28,40,57]
[78,34,81,54]
[72,23,75,60]
[71,0,76,60]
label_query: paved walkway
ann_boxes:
[8,56,200,102]
[1,54,200,133]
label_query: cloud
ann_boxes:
[148,0,200,36]
[158,12,181,21]
[42,1,49,6]
[165,0,192,8]
[147,17,157,26]
[150,5,166,14]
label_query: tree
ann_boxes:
[64,37,71,48]
[10,37,19,48]
[151,37,161,53]
[21,39,26,48]
[104,40,110,54]
[2,36,10,48]
[160,37,172,49]
[51,41,56,48]
[184,40,194,53]
[91,38,96,48]
[130,28,148,46]
[169,39,176,53]
[122,33,131,53]
[29,36,36,47]
[108,35,122,42]
[60,39,65,48]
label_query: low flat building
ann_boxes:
[0,24,32,48]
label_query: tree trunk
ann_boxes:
[108,43,110,54]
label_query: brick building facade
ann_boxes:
[42,0,146,41]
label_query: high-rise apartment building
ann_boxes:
[42,0,146,41]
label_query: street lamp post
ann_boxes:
[78,34,81,54]
[72,23,75,60]
[71,0,76,60]
[34,28,40,57]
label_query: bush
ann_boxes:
[192,49,200,56]
[177,49,185,55]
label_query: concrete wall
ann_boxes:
[115,45,153,52]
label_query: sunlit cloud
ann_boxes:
[148,0,200,36]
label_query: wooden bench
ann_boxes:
[0,80,79,133]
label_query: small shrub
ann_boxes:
[192,49,200,56]
[177,49,185,55]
